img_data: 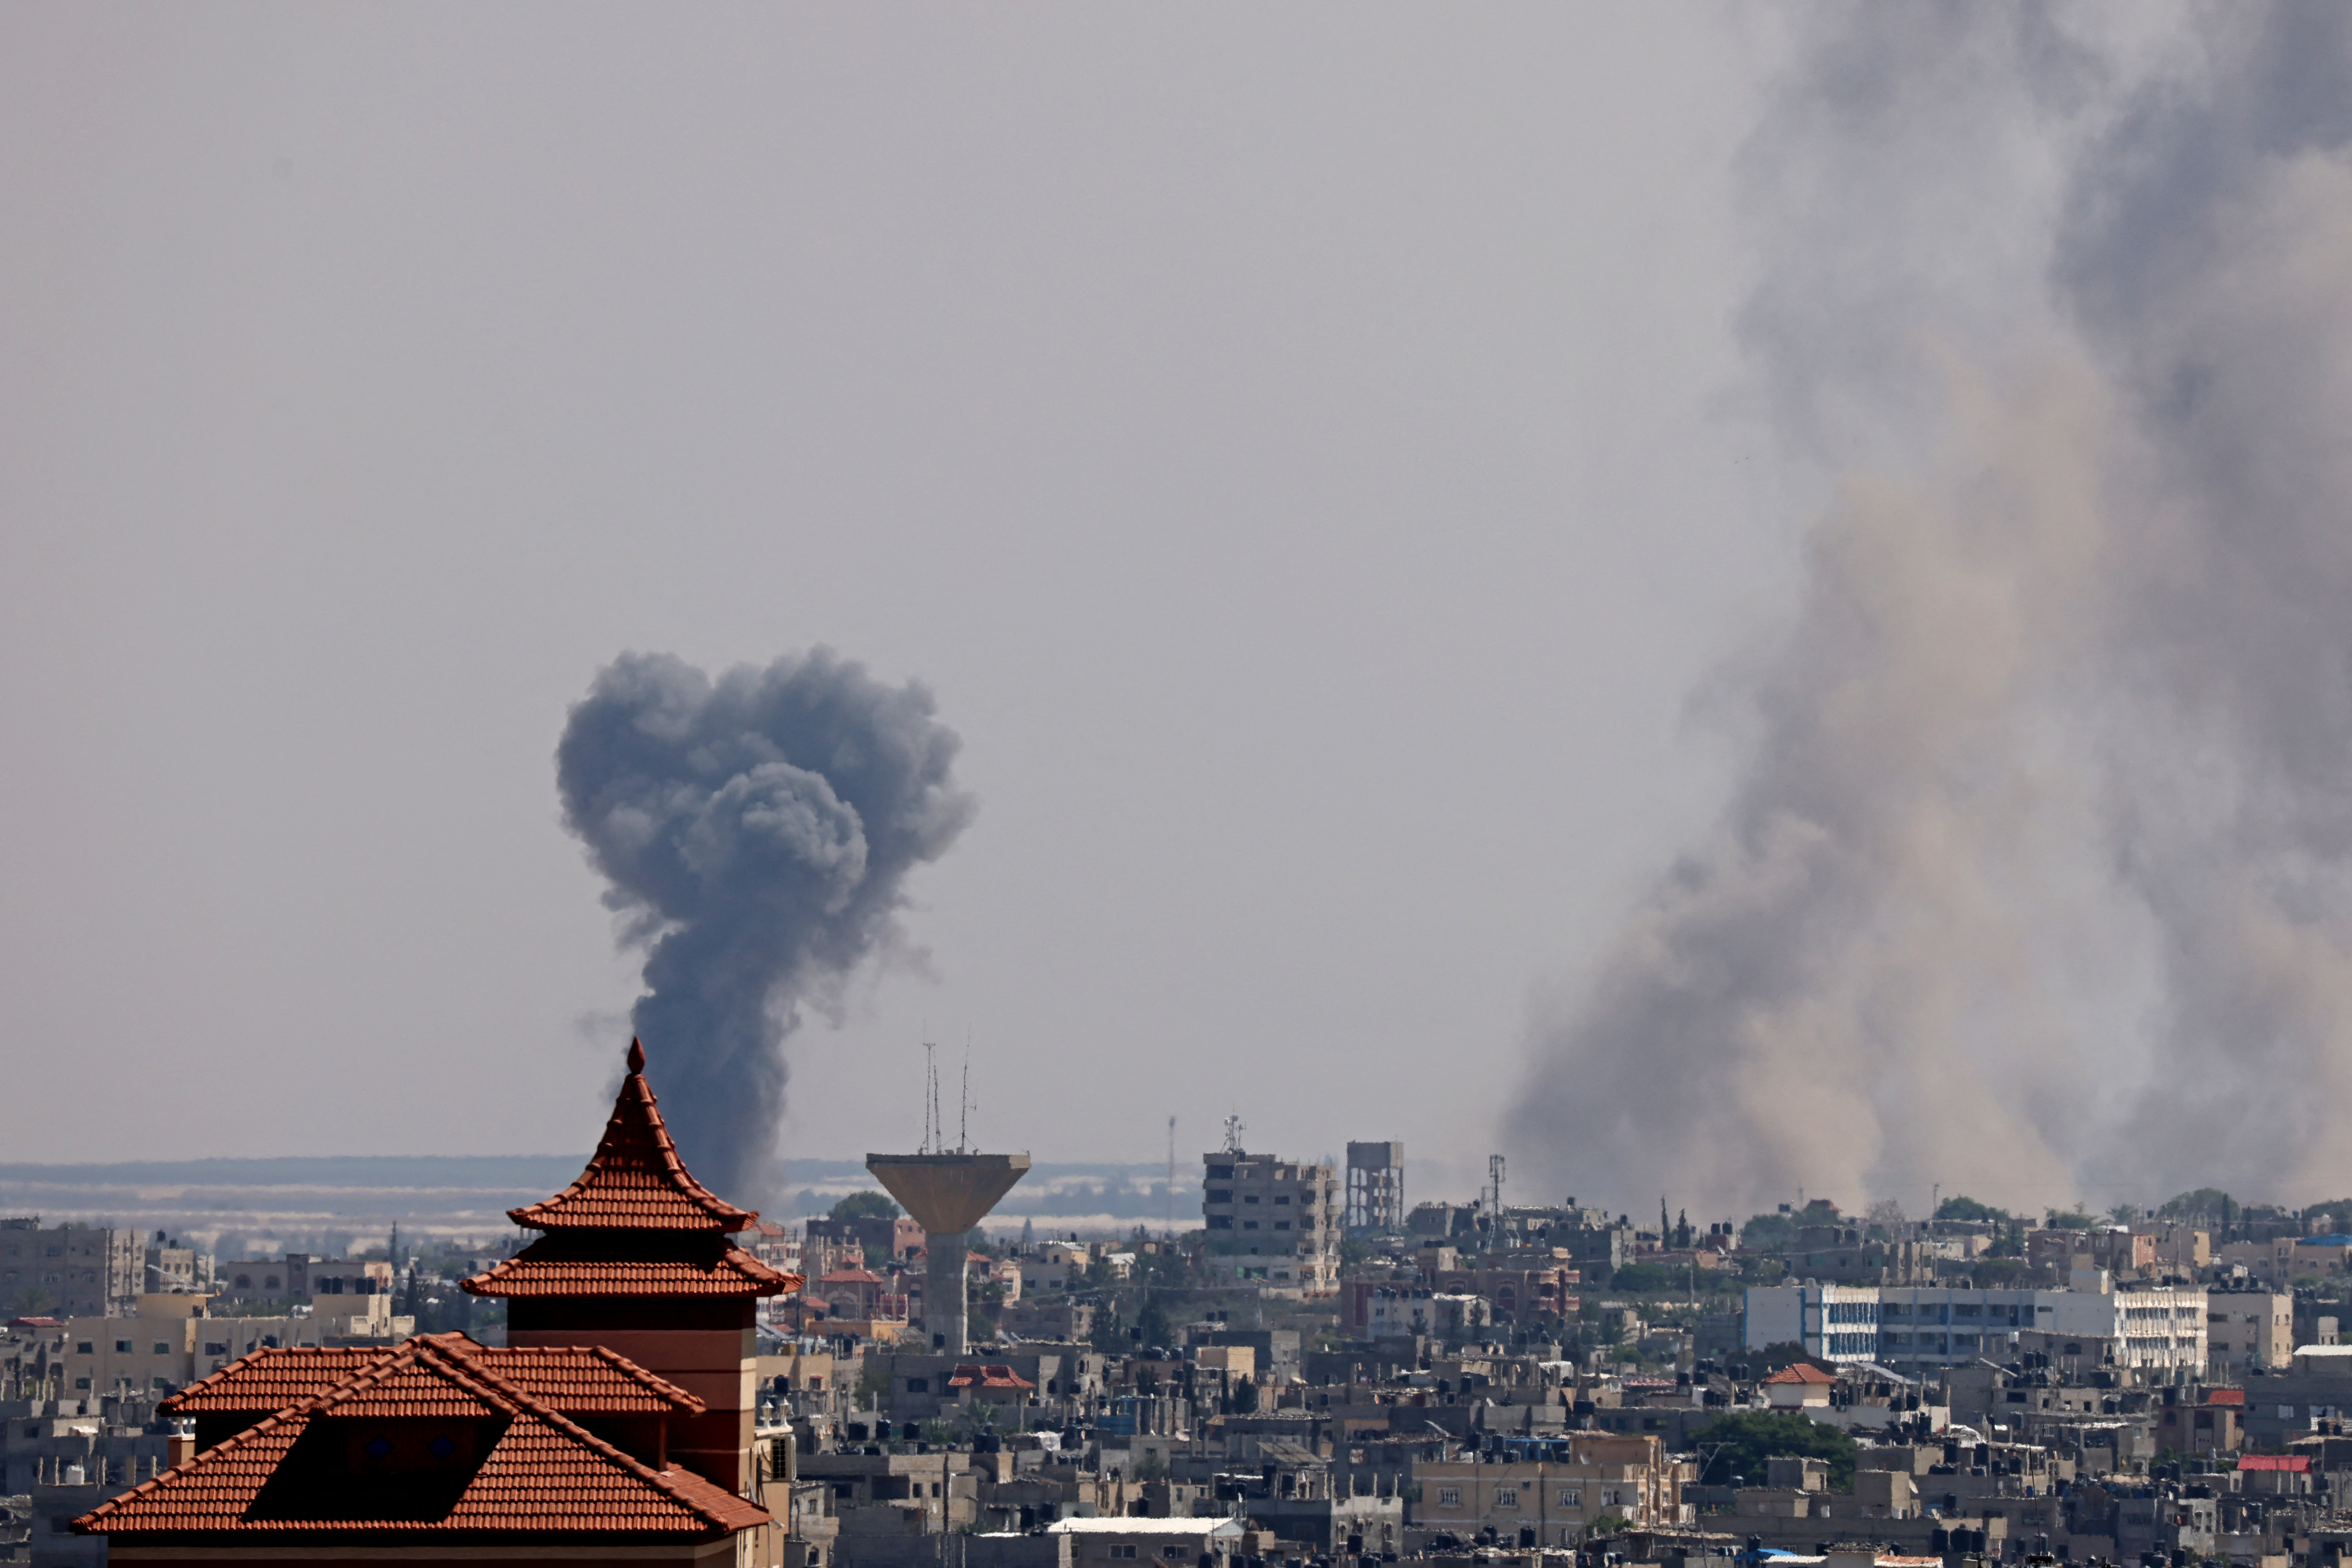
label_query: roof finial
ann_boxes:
[627,1037,646,1075]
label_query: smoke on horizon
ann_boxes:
[557,649,975,1208]
[1510,5,2352,1219]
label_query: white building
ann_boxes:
[1746,1281,2207,1372]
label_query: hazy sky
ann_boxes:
[2,8,1796,1197]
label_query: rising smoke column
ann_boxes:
[1509,4,2352,1216]
[557,650,975,1205]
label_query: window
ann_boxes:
[906,1378,928,1393]
[1275,1222,1291,1231]
[1558,1489,1581,1507]
[153,1341,170,1355]
[1161,1547,1187,1559]
[234,1275,252,1289]
[1495,1486,1519,1507]
[204,1342,228,1356]
[151,1376,168,1390]
[1437,1488,1461,1507]
[1244,1195,1259,1205]
[1275,1195,1292,1206]
[76,1341,93,1355]
[1109,1546,1139,1560]
[1208,1191,1231,1205]
[1208,1166,1234,1181]
[1208,1216,1233,1230]
[1243,1222,1259,1231]
[74,1378,90,1390]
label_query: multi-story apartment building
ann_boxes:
[0,1219,142,1319]
[1345,1142,1405,1233]
[2205,1287,2294,1375]
[1202,1150,1339,1292]
[212,1252,392,1307]
[1745,1281,2209,1372]
[1414,1435,1692,1549]
[57,1295,336,1398]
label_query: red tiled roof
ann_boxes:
[2241,1454,2311,1472]
[821,1268,886,1285]
[162,1336,707,1416]
[947,1363,1034,1390]
[81,1337,766,1539]
[2205,1387,2246,1406]
[163,1348,388,1413]
[463,1245,797,1300]
[1763,1363,1837,1384]
[507,1039,757,1234]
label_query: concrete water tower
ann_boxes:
[864,1151,1031,1354]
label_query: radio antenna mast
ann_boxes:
[959,1034,971,1154]
[921,1042,938,1154]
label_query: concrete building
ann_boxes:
[211,1251,393,1307]
[1746,1281,2209,1371]
[2206,1287,2294,1375]
[1202,1150,1338,1292]
[0,1219,141,1319]
[1344,1142,1405,1234]
[1044,1515,1245,1568]
[50,1294,348,1401]
[1413,1434,1691,1548]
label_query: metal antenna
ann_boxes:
[930,1045,943,1156]
[922,1042,938,1154]
[960,1033,971,1154]
[1222,1113,1245,1155]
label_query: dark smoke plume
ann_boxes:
[1511,4,2352,1216]
[557,650,975,1206]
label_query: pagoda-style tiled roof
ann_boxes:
[162,1335,705,1417]
[508,1039,756,1234]
[462,1244,797,1300]
[79,1336,765,1540]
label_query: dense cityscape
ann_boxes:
[10,1046,2352,1568]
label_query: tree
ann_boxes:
[1689,1410,1859,1489]
[2045,1209,2100,1231]
[1610,1263,1676,1296]
[1863,1198,1907,1238]
[1934,1196,2011,1224]
[830,1191,903,1222]
[1136,1292,1173,1350]
[2160,1189,2236,1226]
[1739,1213,1796,1253]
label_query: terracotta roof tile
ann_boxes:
[463,1245,798,1300]
[162,1336,706,1417]
[82,1337,766,1539]
[507,1039,757,1234]
[162,1348,383,1414]
[947,1363,1034,1390]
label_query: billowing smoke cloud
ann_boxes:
[1511,5,2352,1217]
[558,650,975,1205]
